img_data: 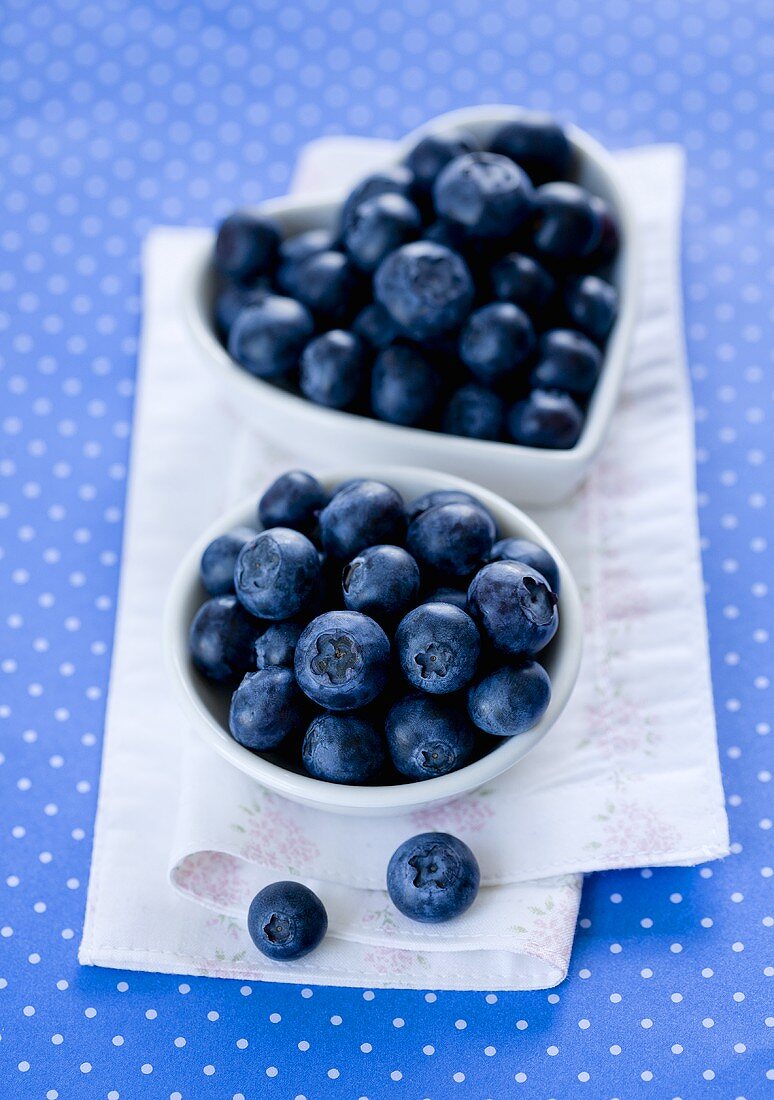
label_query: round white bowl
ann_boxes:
[164,466,583,816]
[182,105,639,507]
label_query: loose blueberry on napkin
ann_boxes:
[188,468,562,957]
[211,112,620,449]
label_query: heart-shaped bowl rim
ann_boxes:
[182,106,639,506]
[163,465,583,816]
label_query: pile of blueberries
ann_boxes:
[189,470,561,788]
[213,112,620,450]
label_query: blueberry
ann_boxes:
[443,383,506,441]
[396,602,480,694]
[214,211,280,282]
[344,192,421,272]
[340,165,415,234]
[566,275,618,344]
[433,152,533,239]
[488,537,560,594]
[405,129,478,193]
[293,250,363,326]
[407,502,494,578]
[302,712,386,783]
[295,610,390,711]
[422,587,469,612]
[229,667,307,750]
[468,560,558,657]
[584,195,620,269]
[319,479,405,559]
[258,470,328,535]
[490,252,555,313]
[467,661,551,737]
[234,528,320,620]
[352,301,401,350]
[386,695,476,779]
[200,527,258,596]
[530,329,602,396]
[422,219,469,252]
[406,490,498,541]
[247,881,327,961]
[189,595,260,683]
[228,295,314,379]
[214,280,269,339]
[532,182,602,260]
[371,344,441,427]
[508,388,584,450]
[459,301,536,385]
[254,619,304,669]
[490,113,573,184]
[276,228,337,296]
[374,241,474,341]
[300,329,366,409]
[342,544,420,623]
[386,832,480,923]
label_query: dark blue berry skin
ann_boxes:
[293,250,364,326]
[302,713,386,783]
[459,301,536,385]
[532,182,602,260]
[229,667,307,750]
[407,502,494,578]
[433,152,534,239]
[258,470,328,535]
[374,241,474,341]
[200,527,258,596]
[276,228,337,296]
[247,881,327,961]
[189,596,260,683]
[405,130,478,193]
[294,610,391,711]
[254,619,304,669]
[566,275,618,344]
[467,661,551,737]
[423,587,469,612]
[489,537,560,594]
[386,695,476,779]
[352,301,401,350]
[396,602,480,694]
[344,193,421,272]
[443,384,505,441]
[584,196,620,270]
[228,295,314,379]
[508,388,584,450]
[371,344,441,427]
[387,832,480,923]
[234,528,320,620]
[340,165,415,235]
[490,114,573,185]
[407,490,498,541]
[490,252,555,313]
[214,211,280,282]
[530,329,602,396]
[214,280,268,339]
[422,219,469,253]
[319,480,405,560]
[468,560,558,657]
[342,545,420,624]
[300,330,366,410]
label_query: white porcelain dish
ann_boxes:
[182,106,639,506]
[164,466,583,816]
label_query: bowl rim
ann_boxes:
[163,465,584,813]
[181,104,640,479]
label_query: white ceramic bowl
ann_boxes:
[182,106,639,506]
[164,466,583,815]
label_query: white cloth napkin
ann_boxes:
[80,140,728,991]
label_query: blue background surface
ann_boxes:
[0,0,772,1096]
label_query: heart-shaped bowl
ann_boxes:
[183,106,639,507]
[164,466,583,816]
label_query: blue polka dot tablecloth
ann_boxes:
[0,0,771,1096]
